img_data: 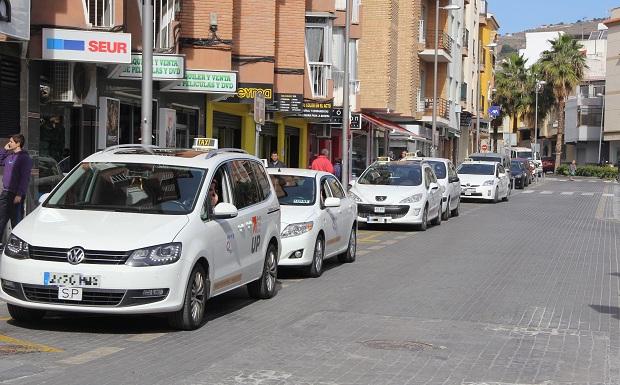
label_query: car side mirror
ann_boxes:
[38,193,50,205]
[449,176,460,183]
[324,197,341,208]
[212,202,239,219]
[429,182,439,190]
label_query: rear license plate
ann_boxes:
[374,206,385,213]
[367,216,392,224]
[44,272,101,288]
[58,287,83,301]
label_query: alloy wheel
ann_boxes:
[190,271,206,323]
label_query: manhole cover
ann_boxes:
[360,340,434,352]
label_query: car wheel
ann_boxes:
[7,304,46,323]
[247,242,278,299]
[451,200,460,217]
[502,189,509,201]
[418,205,428,231]
[442,200,450,221]
[432,204,442,226]
[306,236,324,278]
[493,187,499,203]
[168,263,208,330]
[338,226,357,263]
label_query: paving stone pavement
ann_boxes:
[0,179,618,385]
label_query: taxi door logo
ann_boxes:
[250,216,261,254]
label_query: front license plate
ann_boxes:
[58,287,83,301]
[44,272,101,288]
[464,190,472,196]
[374,206,385,213]
[367,216,392,224]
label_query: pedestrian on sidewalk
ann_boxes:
[0,134,34,241]
[311,148,334,174]
[267,150,286,168]
[569,160,577,181]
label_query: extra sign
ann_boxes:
[42,28,131,64]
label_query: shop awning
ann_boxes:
[361,113,427,141]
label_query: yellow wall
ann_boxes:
[480,22,498,121]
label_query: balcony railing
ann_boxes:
[333,70,361,107]
[425,31,454,57]
[309,63,331,98]
[424,97,450,120]
[85,0,114,27]
[417,89,425,112]
[419,20,426,44]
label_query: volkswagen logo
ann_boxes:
[67,247,85,265]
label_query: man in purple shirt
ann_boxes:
[0,134,33,240]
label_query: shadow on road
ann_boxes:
[589,304,620,320]
[278,258,343,279]
[610,272,620,278]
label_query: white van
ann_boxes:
[0,141,282,330]
[510,147,542,176]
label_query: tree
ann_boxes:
[521,62,555,142]
[539,34,586,171]
[493,53,529,147]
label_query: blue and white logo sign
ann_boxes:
[42,28,131,64]
[488,105,501,119]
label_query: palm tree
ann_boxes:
[521,62,555,143]
[494,53,529,141]
[539,34,586,171]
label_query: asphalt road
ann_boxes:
[0,176,619,385]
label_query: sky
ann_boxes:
[487,0,619,34]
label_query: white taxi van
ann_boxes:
[0,139,281,330]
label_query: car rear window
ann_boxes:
[269,175,316,206]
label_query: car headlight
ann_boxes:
[400,193,423,203]
[281,222,314,238]
[125,242,182,267]
[4,234,29,259]
[483,180,495,186]
[348,191,362,202]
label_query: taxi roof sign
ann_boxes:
[375,156,391,163]
[192,138,219,151]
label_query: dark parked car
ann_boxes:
[510,160,528,189]
[542,156,555,173]
[513,158,532,186]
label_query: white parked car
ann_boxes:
[349,159,443,230]
[0,140,282,330]
[420,157,461,220]
[267,169,357,278]
[458,160,510,203]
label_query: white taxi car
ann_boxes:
[349,159,443,230]
[458,160,510,203]
[267,169,357,278]
[417,157,461,220]
[0,139,281,330]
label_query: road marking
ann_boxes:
[602,193,614,197]
[589,180,597,183]
[560,192,574,195]
[0,334,62,353]
[126,333,167,342]
[58,347,123,365]
[357,250,370,256]
[394,235,408,240]
[0,316,10,321]
[540,191,553,195]
[581,193,595,196]
[383,240,399,245]
[367,245,385,250]
[522,190,535,194]
[358,232,383,244]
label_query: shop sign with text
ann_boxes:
[161,70,237,93]
[110,54,185,80]
[302,101,333,119]
[42,28,131,64]
[274,93,303,113]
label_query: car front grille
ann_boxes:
[357,204,410,219]
[461,184,480,188]
[22,284,125,306]
[29,246,130,265]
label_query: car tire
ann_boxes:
[7,304,46,323]
[306,236,324,278]
[442,200,450,221]
[418,205,428,231]
[493,188,499,203]
[338,226,357,264]
[168,264,208,330]
[247,242,278,299]
[451,201,460,217]
[432,204,442,226]
[502,189,509,202]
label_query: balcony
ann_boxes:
[423,97,450,120]
[309,63,331,98]
[418,31,454,63]
[85,0,114,28]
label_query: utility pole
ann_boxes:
[431,0,440,157]
[341,0,351,186]
[141,0,154,145]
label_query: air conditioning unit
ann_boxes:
[316,125,332,138]
[50,62,97,106]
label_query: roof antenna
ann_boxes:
[278,167,281,172]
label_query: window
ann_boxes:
[358,164,423,186]
[424,168,432,189]
[320,178,333,206]
[154,0,177,49]
[229,160,262,210]
[84,0,114,28]
[427,161,447,179]
[202,165,233,220]
[448,162,457,179]
[306,18,332,97]
[269,175,315,206]
[579,84,589,98]
[327,177,345,198]
[250,161,272,200]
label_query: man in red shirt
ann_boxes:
[311,148,334,174]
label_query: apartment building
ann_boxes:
[459,0,481,159]
[565,28,607,164]
[478,6,499,152]
[604,9,620,163]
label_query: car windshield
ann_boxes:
[458,163,495,175]
[358,163,422,186]
[516,151,532,159]
[269,174,315,206]
[426,161,447,179]
[44,162,206,214]
[470,155,501,164]
[510,161,523,170]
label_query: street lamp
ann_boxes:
[475,41,497,153]
[534,79,546,159]
[597,92,605,164]
[431,1,460,157]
